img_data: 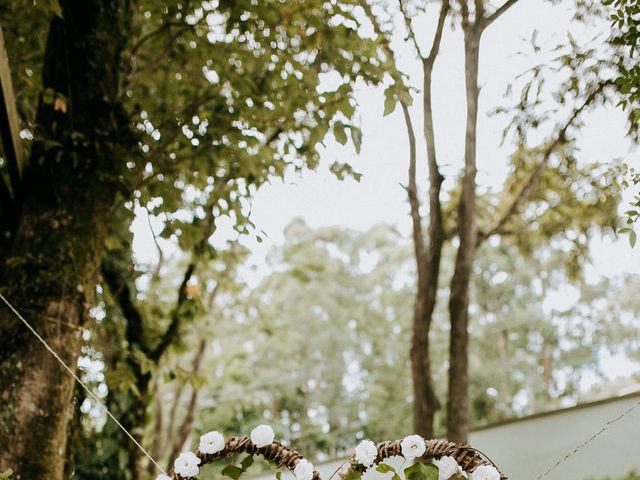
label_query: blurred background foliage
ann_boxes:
[74,219,640,479]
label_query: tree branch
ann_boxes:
[150,203,217,361]
[398,0,426,59]
[402,103,428,277]
[165,338,207,472]
[101,257,151,357]
[144,206,164,285]
[483,0,520,28]
[477,82,608,244]
[425,0,450,67]
[459,0,470,31]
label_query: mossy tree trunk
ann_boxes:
[0,1,133,478]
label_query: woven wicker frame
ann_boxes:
[341,439,507,480]
[172,435,320,480]
[168,435,505,480]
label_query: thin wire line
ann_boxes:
[4,290,638,480]
[535,397,640,480]
[0,292,168,476]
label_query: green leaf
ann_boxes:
[334,122,348,145]
[376,464,395,474]
[276,472,282,480]
[48,0,63,17]
[346,470,362,480]
[383,85,398,116]
[241,455,255,471]
[0,469,14,480]
[404,463,439,480]
[222,465,244,480]
[42,88,55,105]
[630,230,637,248]
[350,126,363,154]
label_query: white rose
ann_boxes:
[155,475,172,480]
[250,424,275,447]
[470,465,500,480]
[174,451,201,478]
[199,430,225,454]
[400,434,426,459]
[433,456,459,480]
[294,459,315,480]
[354,439,378,467]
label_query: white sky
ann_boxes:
[133,0,640,379]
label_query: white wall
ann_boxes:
[469,393,640,480]
[250,393,640,480]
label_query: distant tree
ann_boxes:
[147,220,640,459]
[369,0,628,442]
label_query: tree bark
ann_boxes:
[401,0,449,439]
[447,23,481,444]
[0,2,132,478]
[403,103,439,439]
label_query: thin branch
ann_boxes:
[459,0,470,31]
[101,258,152,357]
[165,339,207,472]
[477,82,608,244]
[474,0,485,26]
[398,0,426,59]
[483,0,520,28]
[147,383,165,477]
[144,206,165,284]
[149,261,195,362]
[129,21,181,57]
[150,201,217,361]
[402,103,427,276]
[425,0,450,67]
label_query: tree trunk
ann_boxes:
[447,26,480,444]
[404,1,449,439]
[0,2,132,478]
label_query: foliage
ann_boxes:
[603,0,640,243]
[617,165,640,246]
[0,0,394,478]
[139,220,640,462]
[596,471,640,480]
[0,470,13,480]
[605,0,640,129]
[404,463,439,480]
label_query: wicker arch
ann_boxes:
[171,435,320,480]
[340,439,507,480]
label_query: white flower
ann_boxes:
[155,475,172,480]
[199,430,225,454]
[400,434,426,459]
[294,459,315,480]
[470,465,500,480]
[433,456,459,480]
[250,424,275,448]
[174,451,201,478]
[354,439,378,467]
